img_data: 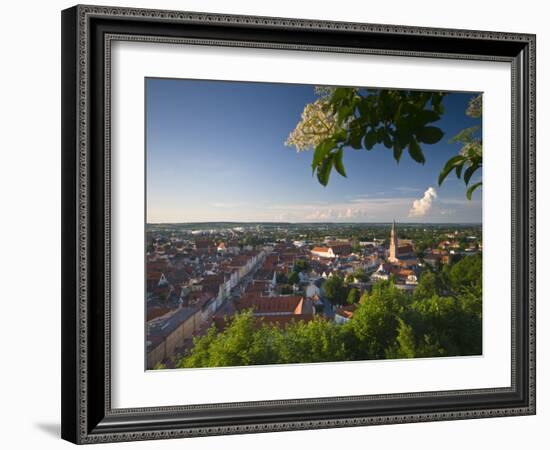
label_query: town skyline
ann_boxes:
[146,220,483,225]
[146,220,482,369]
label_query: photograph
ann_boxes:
[144,79,484,370]
[56,3,537,444]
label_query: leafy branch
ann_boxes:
[286,88,482,199]
[438,96,483,199]
[286,87,447,186]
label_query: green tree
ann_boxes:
[404,293,482,357]
[448,253,482,293]
[273,317,350,364]
[413,270,441,300]
[346,281,407,360]
[459,284,482,320]
[179,311,279,368]
[346,288,360,305]
[352,267,370,282]
[178,326,219,368]
[288,271,300,285]
[385,318,417,359]
[323,275,348,306]
[293,259,310,273]
[179,313,351,368]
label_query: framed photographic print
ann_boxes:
[61,4,536,444]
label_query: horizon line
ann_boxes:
[146,221,483,225]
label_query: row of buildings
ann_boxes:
[146,238,319,368]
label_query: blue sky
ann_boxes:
[146,78,482,223]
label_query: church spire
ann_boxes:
[389,220,398,262]
[391,220,397,243]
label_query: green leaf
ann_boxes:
[433,102,445,115]
[311,139,335,172]
[379,90,390,113]
[364,130,377,150]
[334,148,347,177]
[331,87,350,105]
[357,98,369,117]
[449,126,480,144]
[316,154,334,186]
[463,164,479,185]
[467,143,482,159]
[431,93,445,115]
[337,105,354,125]
[393,101,403,122]
[394,121,413,148]
[408,139,425,164]
[466,181,482,200]
[376,127,386,144]
[416,126,444,144]
[349,127,363,149]
[438,155,465,185]
[333,129,348,143]
[393,143,404,163]
[455,164,463,179]
[414,110,441,126]
[382,130,392,149]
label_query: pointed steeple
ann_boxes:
[389,220,398,262]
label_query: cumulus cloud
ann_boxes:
[409,187,437,217]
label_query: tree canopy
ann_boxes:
[346,287,360,305]
[176,255,482,368]
[322,275,348,306]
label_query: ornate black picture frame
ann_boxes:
[61,4,536,444]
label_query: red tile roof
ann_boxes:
[237,295,305,314]
[312,246,330,253]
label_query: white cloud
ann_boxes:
[150,186,483,223]
[304,207,367,221]
[409,187,437,217]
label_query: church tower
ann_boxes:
[389,220,398,262]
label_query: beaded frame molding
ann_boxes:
[61,4,536,444]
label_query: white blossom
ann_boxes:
[459,140,482,158]
[285,99,339,152]
[466,94,482,118]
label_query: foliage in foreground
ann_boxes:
[285,87,482,198]
[176,255,482,369]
